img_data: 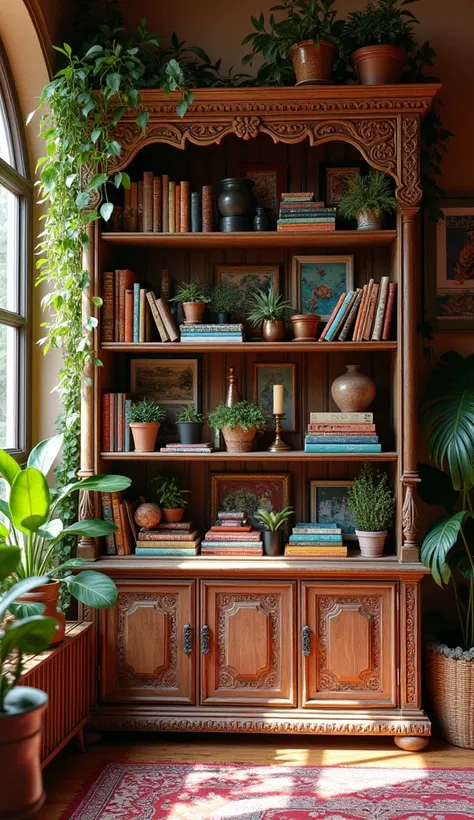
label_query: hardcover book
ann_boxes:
[304,443,382,453]
[309,412,373,423]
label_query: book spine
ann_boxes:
[305,444,382,453]
[151,522,193,531]
[142,171,153,232]
[135,541,200,549]
[162,175,169,232]
[293,528,341,535]
[133,282,140,343]
[116,393,123,453]
[352,284,367,342]
[146,291,169,342]
[355,279,373,341]
[168,181,176,233]
[363,283,379,340]
[137,181,143,231]
[281,192,315,198]
[338,289,362,341]
[294,522,338,529]
[135,548,198,556]
[202,184,213,232]
[139,288,146,342]
[175,184,181,233]
[139,532,197,542]
[160,448,214,453]
[218,511,246,520]
[124,399,132,452]
[152,176,162,232]
[289,534,343,543]
[309,412,374,422]
[101,492,116,555]
[210,525,252,532]
[191,191,202,232]
[277,217,336,224]
[203,534,261,542]
[180,324,243,332]
[318,292,345,342]
[180,181,190,232]
[102,394,111,451]
[129,182,138,231]
[201,550,262,556]
[285,550,347,557]
[101,272,114,341]
[324,291,354,341]
[201,542,262,548]
[114,270,120,341]
[307,423,376,432]
[124,288,133,343]
[305,436,379,444]
[111,492,124,555]
[156,298,180,342]
[118,503,132,555]
[371,277,390,340]
[109,393,116,451]
[277,224,335,231]
[179,337,243,344]
[118,270,125,343]
[382,282,397,340]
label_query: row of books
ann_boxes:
[136,520,201,556]
[320,277,396,342]
[179,323,244,344]
[101,493,138,555]
[277,192,336,232]
[201,511,263,556]
[102,269,180,343]
[304,412,381,453]
[102,394,133,453]
[285,522,347,557]
[119,174,214,233]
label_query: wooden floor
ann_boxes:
[40,732,474,818]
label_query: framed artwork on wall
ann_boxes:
[211,473,290,529]
[253,362,296,432]
[130,356,201,440]
[214,264,280,324]
[319,162,364,208]
[292,255,354,321]
[309,479,356,541]
[425,198,474,330]
[237,162,288,225]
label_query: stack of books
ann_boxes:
[304,411,381,453]
[320,277,396,342]
[277,193,336,232]
[285,523,347,557]
[159,442,215,455]
[101,269,179,343]
[135,520,201,556]
[201,511,263,556]
[120,174,213,234]
[179,324,244,344]
[102,393,133,452]
[101,493,137,555]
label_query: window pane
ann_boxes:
[0,183,19,312]
[0,99,14,166]
[0,323,18,448]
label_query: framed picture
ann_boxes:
[237,162,288,224]
[310,480,356,541]
[130,356,201,440]
[292,255,354,321]
[253,362,296,432]
[320,162,363,208]
[211,473,290,529]
[214,265,280,325]
[425,198,474,330]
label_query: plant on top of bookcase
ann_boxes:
[170,281,210,324]
[176,407,204,446]
[255,506,294,555]
[207,283,243,324]
[347,463,395,557]
[246,288,293,342]
[338,171,398,230]
[153,475,190,522]
[208,401,267,453]
[127,399,167,453]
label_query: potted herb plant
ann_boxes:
[242,0,344,85]
[247,288,293,342]
[342,0,419,85]
[127,399,167,453]
[339,170,398,230]
[154,474,190,522]
[254,506,294,556]
[347,463,395,557]
[419,351,474,748]
[208,282,242,324]
[170,281,210,324]
[176,407,204,445]
[208,400,267,453]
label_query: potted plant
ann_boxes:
[127,399,167,453]
[207,282,242,324]
[170,280,210,324]
[347,463,395,557]
[342,0,419,85]
[242,0,344,85]
[208,400,267,453]
[291,306,321,341]
[419,351,474,748]
[246,288,293,342]
[154,474,190,522]
[338,171,398,230]
[176,407,204,445]
[254,506,294,556]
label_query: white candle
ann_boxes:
[273,384,284,415]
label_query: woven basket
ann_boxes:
[425,642,474,748]
[221,425,256,453]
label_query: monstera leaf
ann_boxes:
[420,351,474,491]
[420,510,471,586]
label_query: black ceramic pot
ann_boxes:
[217,178,257,218]
[262,530,285,556]
[254,207,271,231]
[177,421,203,446]
[217,312,230,324]
[219,215,253,232]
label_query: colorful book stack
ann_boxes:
[101,493,137,555]
[122,174,213,234]
[320,277,396,342]
[179,323,244,344]
[285,522,347,557]
[160,442,215,454]
[304,411,381,453]
[135,521,201,556]
[277,192,336,232]
[201,511,263,556]
[102,393,134,452]
[101,270,179,343]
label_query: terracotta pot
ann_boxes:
[356,529,387,558]
[262,319,286,342]
[221,425,257,453]
[177,421,203,445]
[357,210,383,231]
[291,40,338,85]
[0,686,47,819]
[262,530,285,557]
[162,507,185,523]
[182,301,206,324]
[291,314,320,341]
[18,580,65,646]
[331,365,376,412]
[129,422,161,453]
[352,45,407,85]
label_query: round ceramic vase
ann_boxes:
[331,365,376,412]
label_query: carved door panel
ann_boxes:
[301,583,397,708]
[101,582,195,704]
[200,582,296,706]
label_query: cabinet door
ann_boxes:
[301,582,397,708]
[101,581,195,704]
[200,582,296,706]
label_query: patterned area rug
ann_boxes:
[62,762,474,819]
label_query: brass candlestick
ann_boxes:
[268,413,291,452]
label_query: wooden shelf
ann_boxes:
[101,340,397,353]
[101,450,398,462]
[101,230,398,249]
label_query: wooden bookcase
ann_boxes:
[78,84,440,749]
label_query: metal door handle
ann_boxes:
[302,625,311,656]
[183,623,192,654]
[201,624,210,654]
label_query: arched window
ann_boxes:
[0,42,31,458]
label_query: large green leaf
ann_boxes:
[65,570,117,608]
[62,519,117,537]
[9,601,45,618]
[0,499,13,523]
[0,450,20,487]
[57,474,132,502]
[421,510,470,585]
[27,434,63,476]
[9,468,50,533]
[0,545,20,582]
[0,615,57,661]
[0,575,50,620]
[420,352,474,490]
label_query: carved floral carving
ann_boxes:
[405,585,417,705]
[116,593,179,689]
[318,596,381,692]
[233,115,261,140]
[402,473,420,545]
[397,116,422,206]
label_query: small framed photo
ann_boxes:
[310,480,356,541]
[211,473,291,530]
[292,255,354,321]
[425,198,474,330]
[214,264,280,325]
[320,162,363,208]
[130,356,201,440]
[253,362,296,432]
[237,162,288,225]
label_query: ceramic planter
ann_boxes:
[217,178,257,217]
[356,529,387,558]
[291,39,338,85]
[162,507,185,523]
[357,210,383,231]
[221,425,257,453]
[262,319,286,342]
[291,314,320,341]
[177,421,203,445]
[331,365,376,412]
[351,45,407,85]
[0,687,48,819]
[262,530,285,556]
[217,312,230,324]
[182,301,206,324]
[18,580,65,646]
[129,422,161,453]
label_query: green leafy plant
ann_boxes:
[347,463,395,532]
[342,0,419,53]
[153,475,190,509]
[254,506,294,531]
[176,407,203,423]
[419,352,474,650]
[127,399,167,424]
[170,281,210,304]
[338,171,398,219]
[207,283,243,315]
[246,289,293,327]
[207,401,267,432]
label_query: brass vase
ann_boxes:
[262,319,286,342]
